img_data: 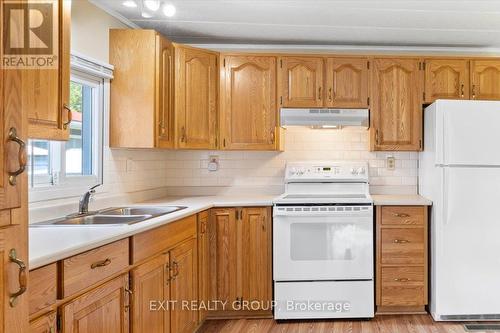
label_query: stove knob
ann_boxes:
[350,168,357,175]
[289,167,297,175]
[358,167,366,175]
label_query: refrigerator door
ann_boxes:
[436,100,500,166]
[434,167,500,319]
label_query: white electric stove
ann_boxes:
[273,161,374,320]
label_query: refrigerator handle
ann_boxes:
[442,169,449,225]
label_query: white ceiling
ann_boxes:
[92,0,500,52]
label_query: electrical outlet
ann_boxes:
[386,156,396,170]
[208,155,219,171]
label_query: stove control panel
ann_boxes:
[286,161,369,182]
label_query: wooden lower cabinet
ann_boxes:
[210,207,272,317]
[61,274,130,333]
[376,206,428,314]
[30,311,57,333]
[197,211,210,323]
[130,254,170,333]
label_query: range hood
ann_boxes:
[280,108,369,129]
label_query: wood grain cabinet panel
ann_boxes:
[29,311,57,333]
[156,35,175,148]
[26,0,71,140]
[61,274,130,333]
[278,57,324,107]
[220,56,277,150]
[29,263,57,315]
[175,47,218,149]
[371,58,423,151]
[326,58,369,108]
[424,59,469,103]
[130,253,170,333]
[376,206,428,313]
[62,239,129,297]
[197,211,210,323]
[470,60,500,100]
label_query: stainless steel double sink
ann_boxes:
[31,206,187,227]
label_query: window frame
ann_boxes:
[28,61,106,203]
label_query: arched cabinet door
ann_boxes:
[424,59,469,103]
[371,58,423,151]
[278,57,324,107]
[220,56,277,150]
[470,60,500,100]
[326,57,369,108]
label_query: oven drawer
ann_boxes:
[380,228,424,265]
[274,280,374,319]
[381,206,425,225]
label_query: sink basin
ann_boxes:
[30,206,187,227]
[99,206,186,217]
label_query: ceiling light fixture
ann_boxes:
[143,0,160,11]
[122,0,137,7]
[162,3,176,17]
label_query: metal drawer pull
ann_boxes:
[393,239,409,244]
[392,213,410,218]
[9,249,27,307]
[394,278,410,282]
[63,104,73,129]
[170,261,179,280]
[125,288,133,295]
[460,84,465,98]
[7,127,27,186]
[91,258,111,269]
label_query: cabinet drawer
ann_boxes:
[62,239,129,297]
[381,266,424,285]
[29,263,57,315]
[131,215,196,263]
[380,285,425,306]
[380,228,424,265]
[381,206,425,225]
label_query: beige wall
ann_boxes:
[71,0,128,62]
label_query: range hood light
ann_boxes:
[311,125,340,129]
[280,108,369,129]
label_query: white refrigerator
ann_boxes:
[420,100,500,321]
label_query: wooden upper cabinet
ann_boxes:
[26,0,71,140]
[470,60,500,100]
[325,58,369,108]
[220,55,277,150]
[110,29,174,148]
[279,57,324,107]
[424,59,469,103]
[175,46,218,149]
[61,274,130,333]
[371,58,423,151]
[131,253,170,333]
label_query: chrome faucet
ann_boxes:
[78,184,101,215]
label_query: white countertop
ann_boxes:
[371,194,432,206]
[29,195,274,270]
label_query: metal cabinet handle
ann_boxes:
[460,84,465,98]
[328,87,333,101]
[270,130,275,144]
[392,213,410,218]
[393,239,409,244]
[318,87,322,100]
[9,249,27,307]
[180,126,187,143]
[394,278,410,282]
[7,127,27,186]
[375,129,380,145]
[63,104,72,129]
[170,261,179,280]
[124,288,133,295]
[472,85,476,99]
[90,258,111,269]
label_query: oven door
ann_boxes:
[273,205,373,281]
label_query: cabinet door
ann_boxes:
[470,60,500,100]
[29,311,56,333]
[240,207,272,311]
[197,211,210,322]
[279,57,324,107]
[424,59,469,103]
[61,274,130,333]
[131,254,170,333]
[326,58,369,108]
[221,56,277,150]
[170,238,197,333]
[211,208,238,311]
[25,0,71,140]
[371,58,423,151]
[156,35,175,148]
[176,48,217,149]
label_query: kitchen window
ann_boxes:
[28,54,109,202]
